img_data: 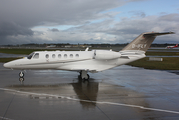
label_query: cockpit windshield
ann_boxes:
[27,52,35,59]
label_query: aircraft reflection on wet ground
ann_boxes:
[4,77,156,119]
[1,63,179,120]
[6,79,100,110]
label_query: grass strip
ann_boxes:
[0,58,20,63]
[0,49,45,55]
[146,52,179,56]
[127,57,179,70]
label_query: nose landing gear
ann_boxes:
[19,71,24,84]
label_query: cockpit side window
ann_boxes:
[27,52,35,59]
[33,53,39,59]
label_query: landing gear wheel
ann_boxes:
[87,74,90,80]
[78,75,82,80]
[19,72,24,78]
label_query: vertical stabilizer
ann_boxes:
[121,32,175,52]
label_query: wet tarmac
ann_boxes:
[0,63,179,120]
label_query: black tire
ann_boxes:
[78,75,82,80]
[87,74,90,80]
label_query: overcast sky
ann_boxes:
[0,0,179,45]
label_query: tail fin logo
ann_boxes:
[132,44,147,49]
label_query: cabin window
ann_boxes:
[64,54,67,58]
[75,54,79,58]
[46,54,49,58]
[33,53,39,59]
[58,54,61,58]
[70,54,73,58]
[27,52,35,59]
[52,54,55,58]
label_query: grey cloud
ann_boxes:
[0,0,128,45]
[63,13,179,43]
[112,14,179,43]
[114,14,179,33]
[0,21,34,45]
[159,13,179,22]
[48,28,60,32]
[42,13,179,44]
[0,0,178,45]
[140,12,146,18]
[0,21,33,37]
[66,19,114,33]
[0,0,123,26]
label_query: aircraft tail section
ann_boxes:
[121,32,175,52]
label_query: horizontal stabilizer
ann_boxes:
[143,32,175,37]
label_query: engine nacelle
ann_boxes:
[94,50,121,60]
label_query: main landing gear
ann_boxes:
[79,70,90,81]
[19,71,25,84]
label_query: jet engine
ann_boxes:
[94,50,121,60]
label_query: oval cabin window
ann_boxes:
[64,54,67,58]
[75,54,79,58]
[46,54,49,58]
[58,54,61,58]
[52,54,55,58]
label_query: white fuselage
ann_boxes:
[3,50,145,72]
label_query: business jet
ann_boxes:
[3,32,174,83]
[166,44,178,49]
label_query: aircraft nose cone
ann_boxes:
[3,63,10,68]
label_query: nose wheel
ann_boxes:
[19,71,25,83]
